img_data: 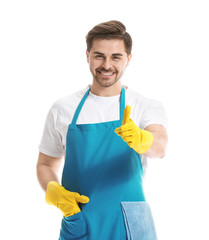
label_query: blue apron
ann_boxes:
[59,87,157,240]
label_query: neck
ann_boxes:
[90,80,125,97]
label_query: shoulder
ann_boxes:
[126,87,167,129]
[126,87,162,108]
[50,85,89,117]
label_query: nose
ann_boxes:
[102,58,112,70]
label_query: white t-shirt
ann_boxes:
[38,85,168,168]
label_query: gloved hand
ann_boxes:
[115,105,154,154]
[45,181,89,217]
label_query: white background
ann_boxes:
[0,0,209,239]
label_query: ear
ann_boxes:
[127,53,132,66]
[86,50,90,63]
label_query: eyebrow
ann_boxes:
[93,51,123,57]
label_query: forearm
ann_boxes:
[37,163,60,192]
[144,131,167,158]
[36,152,62,192]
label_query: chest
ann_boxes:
[77,99,120,124]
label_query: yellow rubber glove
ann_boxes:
[45,181,89,217]
[115,105,154,154]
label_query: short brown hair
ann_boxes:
[86,20,132,55]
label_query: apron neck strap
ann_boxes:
[72,87,125,125]
[120,87,125,122]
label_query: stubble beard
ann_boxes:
[91,68,125,88]
[94,75,119,88]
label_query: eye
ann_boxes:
[95,55,104,59]
[113,56,120,60]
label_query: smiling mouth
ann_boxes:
[97,71,116,76]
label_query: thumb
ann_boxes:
[122,105,131,125]
[74,192,90,204]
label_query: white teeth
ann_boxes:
[100,72,114,75]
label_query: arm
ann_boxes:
[115,106,168,158]
[36,152,63,192]
[144,124,168,158]
[36,152,89,217]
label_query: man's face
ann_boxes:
[86,39,132,88]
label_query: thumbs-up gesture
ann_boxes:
[114,105,154,154]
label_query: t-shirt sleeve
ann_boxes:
[140,99,168,130]
[38,104,65,157]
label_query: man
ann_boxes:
[37,20,168,240]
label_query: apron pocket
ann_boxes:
[121,201,157,240]
[59,212,88,240]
